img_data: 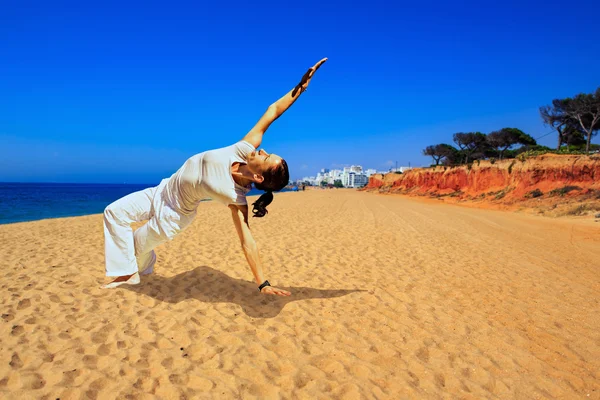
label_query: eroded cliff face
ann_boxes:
[365,154,600,213]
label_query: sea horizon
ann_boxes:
[0,182,293,225]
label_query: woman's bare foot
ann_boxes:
[101,272,140,289]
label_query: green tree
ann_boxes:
[541,97,593,151]
[564,88,600,154]
[423,144,459,165]
[540,100,573,150]
[333,179,344,188]
[453,132,488,164]
[487,128,536,160]
[423,145,443,165]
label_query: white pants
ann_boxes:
[103,179,196,276]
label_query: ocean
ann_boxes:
[0,182,289,225]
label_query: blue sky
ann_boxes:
[1,0,599,183]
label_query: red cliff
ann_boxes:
[365,154,600,216]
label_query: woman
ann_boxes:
[102,58,327,296]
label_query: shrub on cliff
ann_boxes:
[549,186,581,196]
[508,160,516,174]
[513,147,593,161]
[525,189,544,198]
[494,190,506,200]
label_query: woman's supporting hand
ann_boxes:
[260,286,292,296]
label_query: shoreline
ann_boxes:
[0,190,293,226]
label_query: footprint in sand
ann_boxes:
[2,313,15,322]
[21,372,46,390]
[91,324,115,344]
[11,325,24,336]
[96,343,111,356]
[435,373,446,388]
[416,346,430,363]
[60,369,80,386]
[17,299,31,310]
[9,353,23,369]
[407,371,420,388]
[82,355,98,369]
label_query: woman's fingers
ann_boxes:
[270,287,290,296]
[294,58,327,96]
[314,57,328,70]
[306,58,327,82]
[262,286,291,296]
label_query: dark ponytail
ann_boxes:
[252,159,289,218]
[252,191,273,218]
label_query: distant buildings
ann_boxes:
[297,163,415,188]
[298,164,407,188]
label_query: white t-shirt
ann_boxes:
[162,140,255,213]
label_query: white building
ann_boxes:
[354,173,369,187]
[315,172,325,184]
[331,169,343,184]
[344,172,369,188]
[339,165,363,186]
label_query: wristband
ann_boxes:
[258,280,271,292]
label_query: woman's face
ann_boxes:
[247,149,283,177]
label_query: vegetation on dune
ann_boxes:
[422,86,600,167]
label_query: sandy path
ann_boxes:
[0,189,598,399]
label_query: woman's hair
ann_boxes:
[252,159,289,218]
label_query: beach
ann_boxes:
[1,189,599,399]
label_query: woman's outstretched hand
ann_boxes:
[293,57,328,96]
[260,286,291,296]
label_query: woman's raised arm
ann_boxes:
[243,57,327,148]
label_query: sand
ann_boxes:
[0,189,599,399]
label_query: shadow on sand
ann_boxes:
[124,265,363,318]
